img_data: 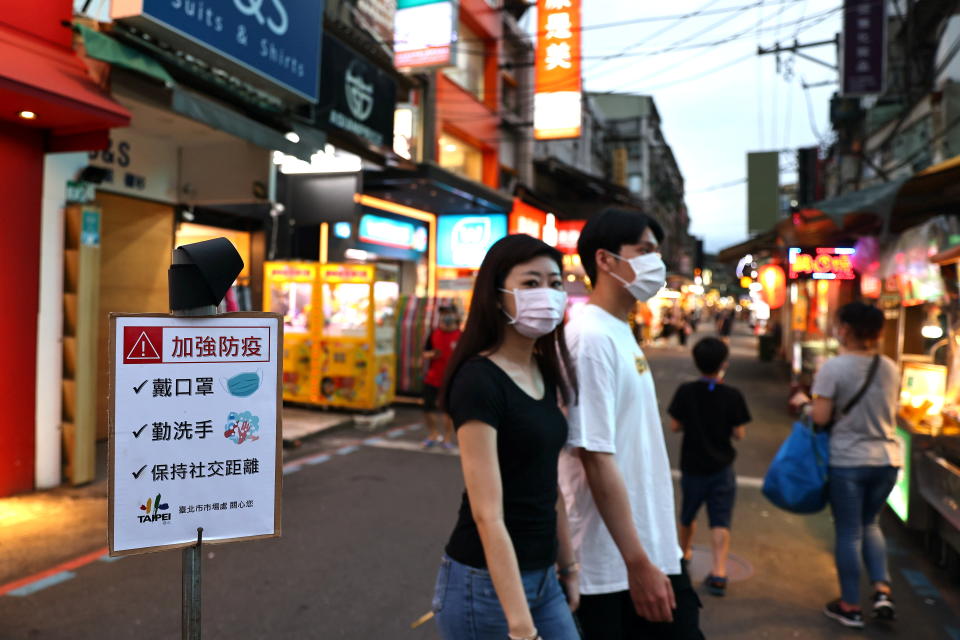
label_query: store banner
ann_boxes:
[318,34,397,150]
[87,128,179,204]
[534,0,582,140]
[841,0,886,96]
[556,220,586,255]
[112,0,324,101]
[509,199,547,239]
[394,0,458,69]
[356,206,428,262]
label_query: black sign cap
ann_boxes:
[168,238,244,311]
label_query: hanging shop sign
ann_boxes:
[318,34,397,150]
[394,0,458,69]
[841,0,886,96]
[108,313,282,556]
[437,214,508,269]
[112,0,324,102]
[356,209,429,262]
[787,247,856,280]
[534,0,582,140]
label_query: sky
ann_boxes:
[561,0,843,253]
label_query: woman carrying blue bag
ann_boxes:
[792,302,902,630]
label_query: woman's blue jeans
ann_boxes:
[828,465,899,605]
[433,555,580,639]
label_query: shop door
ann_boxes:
[94,191,174,439]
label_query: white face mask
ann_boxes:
[608,252,666,301]
[500,287,568,339]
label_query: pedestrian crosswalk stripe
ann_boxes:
[6,571,75,596]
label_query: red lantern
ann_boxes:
[758,264,786,309]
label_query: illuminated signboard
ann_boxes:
[356,210,428,261]
[394,0,457,69]
[510,199,547,239]
[556,220,586,255]
[788,247,856,280]
[534,0,582,140]
[437,214,508,268]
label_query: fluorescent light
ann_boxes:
[284,131,300,143]
[18,110,36,120]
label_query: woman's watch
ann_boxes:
[557,561,579,577]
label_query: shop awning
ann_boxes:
[363,163,513,215]
[810,177,910,228]
[76,24,174,86]
[171,88,323,162]
[0,25,130,150]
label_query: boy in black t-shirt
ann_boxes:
[668,337,751,597]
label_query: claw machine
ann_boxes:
[317,263,399,410]
[264,262,316,402]
[264,261,399,410]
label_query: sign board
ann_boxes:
[109,313,282,556]
[887,425,911,522]
[747,151,780,235]
[534,0,582,140]
[80,208,101,247]
[788,247,856,280]
[556,220,586,255]
[318,34,397,150]
[437,214,508,269]
[510,199,547,239]
[356,210,429,261]
[394,0,457,69]
[87,128,179,204]
[841,0,886,96]
[112,0,324,102]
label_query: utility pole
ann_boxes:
[757,36,840,72]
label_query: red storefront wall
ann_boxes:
[435,0,502,188]
[0,1,130,495]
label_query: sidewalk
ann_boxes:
[0,405,375,589]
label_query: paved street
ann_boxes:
[1,326,958,638]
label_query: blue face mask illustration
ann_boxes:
[225,372,261,397]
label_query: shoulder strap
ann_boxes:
[840,355,881,416]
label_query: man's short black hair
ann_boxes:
[837,302,884,341]
[577,208,665,283]
[692,337,729,375]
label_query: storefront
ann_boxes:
[1,2,131,496]
[36,4,327,488]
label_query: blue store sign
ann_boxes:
[437,214,508,269]
[114,0,324,101]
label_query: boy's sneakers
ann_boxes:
[704,574,727,597]
[823,599,865,629]
[872,591,896,620]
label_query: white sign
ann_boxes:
[88,129,179,204]
[109,314,282,556]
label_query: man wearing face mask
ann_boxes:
[559,209,705,639]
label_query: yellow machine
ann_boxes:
[264,261,399,411]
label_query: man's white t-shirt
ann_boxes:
[559,304,682,594]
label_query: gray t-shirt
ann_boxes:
[811,354,903,468]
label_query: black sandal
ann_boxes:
[705,574,727,597]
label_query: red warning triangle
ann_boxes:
[126,331,161,361]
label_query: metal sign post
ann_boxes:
[107,239,282,640]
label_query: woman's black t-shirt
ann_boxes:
[444,357,567,571]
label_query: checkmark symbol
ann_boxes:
[132,465,147,479]
[132,425,147,438]
[133,380,148,394]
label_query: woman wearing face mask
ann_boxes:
[432,234,581,640]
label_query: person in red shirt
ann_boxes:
[423,305,462,449]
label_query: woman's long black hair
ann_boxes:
[440,234,578,409]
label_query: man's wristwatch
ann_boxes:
[557,561,580,577]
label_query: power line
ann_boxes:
[688,178,748,194]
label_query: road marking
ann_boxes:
[0,547,108,597]
[901,568,942,600]
[336,445,360,456]
[670,469,763,489]
[5,571,76,596]
[304,454,331,465]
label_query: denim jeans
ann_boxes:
[433,555,580,640]
[828,465,899,604]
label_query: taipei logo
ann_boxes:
[138,494,171,524]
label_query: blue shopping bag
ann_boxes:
[762,419,830,514]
